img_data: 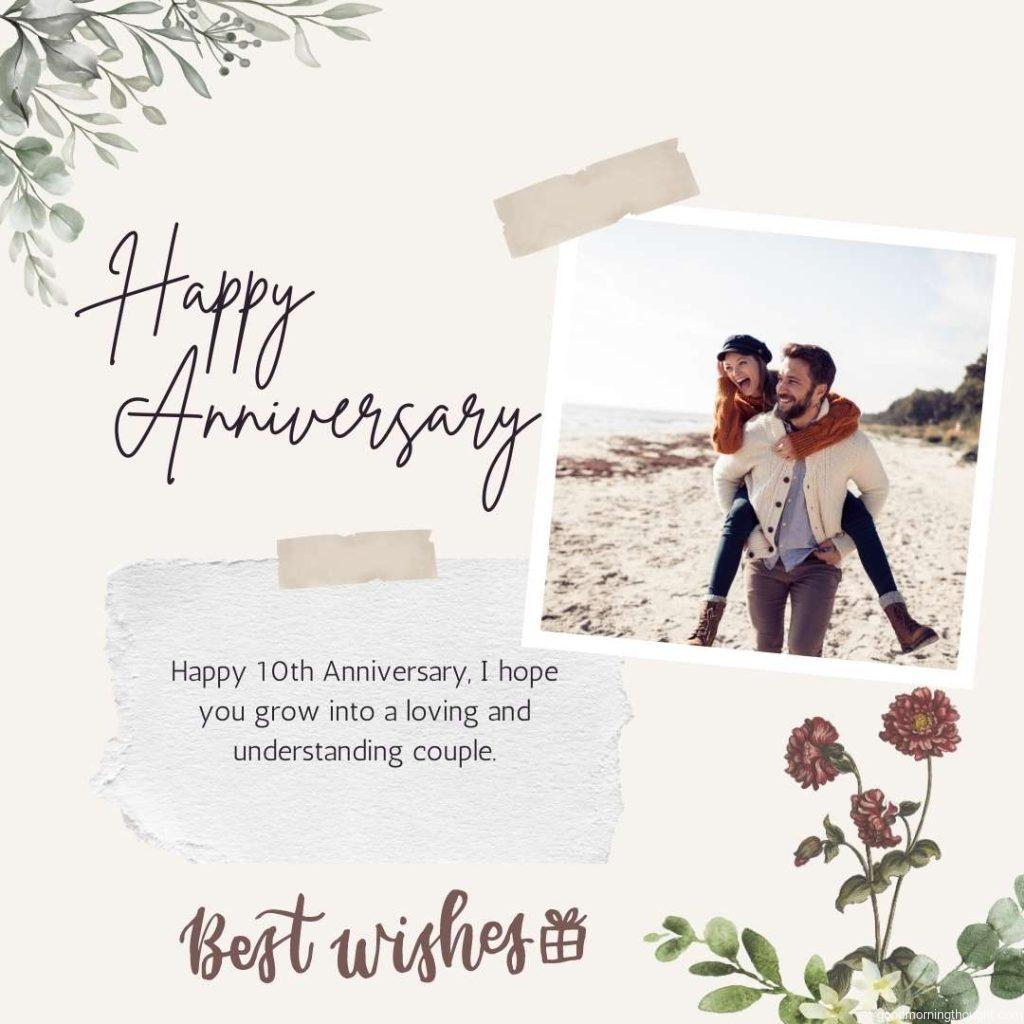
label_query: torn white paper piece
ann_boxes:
[96,559,629,862]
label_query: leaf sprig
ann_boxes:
[1,0,381,304]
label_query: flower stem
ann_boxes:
[880,757,933,959]
[849,761,883,965]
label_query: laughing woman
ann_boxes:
[687,334,938,653]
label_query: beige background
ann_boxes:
[5,0,1023,1019]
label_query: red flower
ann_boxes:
[880,687,961,760]
[785,717,841,790]
[850,789,901,849]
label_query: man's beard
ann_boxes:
[775,395,813,422]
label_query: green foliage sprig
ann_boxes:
[1,0,380,304]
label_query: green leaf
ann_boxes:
[905,954,939,990]
[823,841,839,863]
[705,918,739,960]
[939,971,980,1016]
[247,18,289,42]
[663,917,696,944]
[23,254,36,295]
[142,104,165,125]
[642,931,666,943]
[93,143,118,168]
[914,991,951,1017]
[87,16,118,50]
[823,815,844,844]
[293,22,320,67]
[20,0,90,37]
[170,50,210,98]
[0,101,28,136]
[0,30,42,116]
[329,25,370,40]
[44,275,66,305]
[871,874,891,896]
[655,937,687,963]
[151,25,194,43]
[33,99,62,137]
[94,131,135,151]
[106,1,162,12]
[886,946,917,972]
[32,154,72,194]
[898,800,921,817]
[0,151,16,187]
[10,194,35,231]
[41,38,99,84]
[29,228,51,256]
[992,948,1024,1000]
[908,839,941,868]
[742,929,781,985]
[49,201,83,241]
[1015,874,1024,911]
[25,192,46,228]
[124,75,152,91]
[777,994,805,1024]
[76,112,120,125]
[135,34,163,86]
[989,897,1024,944]
[877,851,912,883]
[845,946,877,968]
[61,129,75,168]
[698,986,763,1013]
[804,955,828,999]
[47,83,95,101]
[9,230,25,262]
[109,81,126,109]
[835,875,872,912]
[690,961,737,977]
[15,135,52,172]
[320,3,380,17]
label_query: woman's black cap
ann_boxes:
[716,334,772,364]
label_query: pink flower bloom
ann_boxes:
[850,789,901,849]
[880,688,961,760]
[785,717,840,790]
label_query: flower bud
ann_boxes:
[794,835,824,867]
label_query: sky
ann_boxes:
[564,219,997,415]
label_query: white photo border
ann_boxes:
[522,206,1015,690]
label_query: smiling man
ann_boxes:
[712,344,898,658]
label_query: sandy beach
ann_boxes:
[541,430,974,668]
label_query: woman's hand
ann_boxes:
[773,435,797,460]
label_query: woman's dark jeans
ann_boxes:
[707,487,898,599]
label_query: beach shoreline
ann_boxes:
[541,429,972,668]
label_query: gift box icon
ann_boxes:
[540,907,588,963]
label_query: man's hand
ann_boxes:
[773,435,797,460]
[812,540,842,566]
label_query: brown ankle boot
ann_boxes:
[687,600,726,646]
[884,601,939,654]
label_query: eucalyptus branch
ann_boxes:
[1,0,380,302]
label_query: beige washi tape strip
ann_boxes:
[277,530,437,589]
[494,138,698,257]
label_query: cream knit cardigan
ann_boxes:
[712,398,890,562]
